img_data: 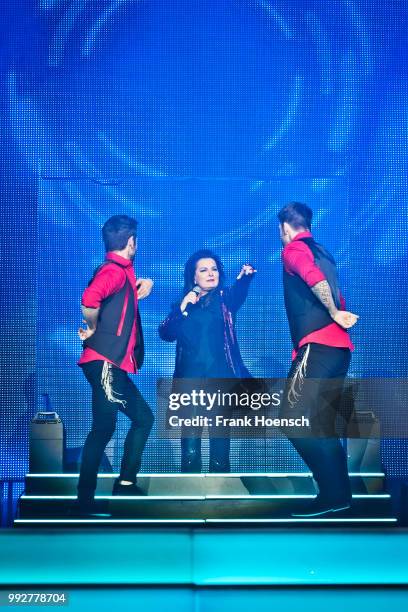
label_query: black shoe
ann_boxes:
[331,498,352,513]
[68,499,111,518]
[112,480,147,496]
[291,497,351,518]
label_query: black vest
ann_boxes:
[283,237,343,349]
[83,260,144,368]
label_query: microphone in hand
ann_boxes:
[181,286,201,317]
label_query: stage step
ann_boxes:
[15,472,395,526]
[16,473,396,527]
[24,473,385,496]
[18,494,392,520]
[14,517,397,527]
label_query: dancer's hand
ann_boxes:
[137,278,153,299]
[78,321,96,340]
[237,264,257,279]
[333,310,359,329]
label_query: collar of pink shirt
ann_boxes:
[105,251,133,268]
[292,230,312,242]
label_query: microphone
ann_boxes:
[182,286,201,317]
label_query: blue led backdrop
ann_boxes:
[1,0,407,477]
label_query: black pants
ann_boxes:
[176,377,232,473]
[78,361,154,500]
[181,436,230,473]
[281,343,351,504]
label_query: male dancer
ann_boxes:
[74,215,154,516]
[278,202,358,517]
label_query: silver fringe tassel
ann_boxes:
[101,361,127,408]
[287,343,310,409]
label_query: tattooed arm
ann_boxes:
[283,241,359,329]
[78,307,99,340]
[311,281,359,329]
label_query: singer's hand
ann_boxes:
[137,278,153,299]
[78,320,96,340]
[180,291,200,313]
[237,264,257,280]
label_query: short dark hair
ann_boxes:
[102,215,138,252]
[183,249,225,294]
[277,202,313,231]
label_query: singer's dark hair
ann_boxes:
[277,202,312,231]
[183,249,225,294]
[102,215,138,252]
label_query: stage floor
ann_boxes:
[1,528,408,610]
[1,527,408,584]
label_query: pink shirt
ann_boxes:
[282,231,354,359]
[78,252,139,373]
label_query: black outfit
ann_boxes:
[82,260,145,367]
[282,343,352,507]
[281,237,352,509]
[77,259,153,505]
[283,237,342,350]
[77,361,154,502]
[159,276,252,472]
[175,293,235,378]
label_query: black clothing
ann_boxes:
[159,275,253,378]
[77,361,154,500]
[176,292,235,378]
[281,343,352,505]
[281,234,352,506]
[283,237,342,349]
[181,436,231,473]
[159,275,253,472]
[83,260,145,368]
